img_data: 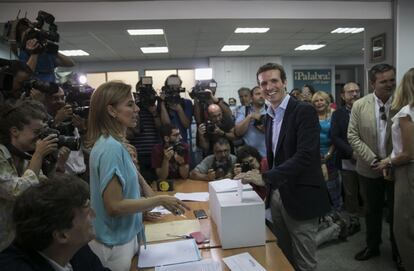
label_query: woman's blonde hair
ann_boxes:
[312,91,332,115]
[85,81,132,148]
[392,68,414,111]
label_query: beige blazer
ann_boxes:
[347,93,394,178]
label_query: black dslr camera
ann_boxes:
[4,10,60,54]
[172,141,186,157]
[39,127,80,151]
[63,75,94,119]
[241,161,253,173]
[161,76,185,105]
[254,115,266,128]
[213,159,232,178]
[136,76,157,108]
[189,79,217,103]
[205,120,216,134]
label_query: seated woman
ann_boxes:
[233,145,268,200]
[86,81,189,271]
[0,100,66,251]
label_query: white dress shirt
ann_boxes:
[373,93,392,159]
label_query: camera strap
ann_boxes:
[5,143,32,161]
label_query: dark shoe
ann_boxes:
[354,247,380,261]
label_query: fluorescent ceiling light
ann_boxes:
[294,44,326,51]
[235,28,269,33]
[59,50,89,56]
[140,47,168,54]
[331,28,364,34]
[195,68,213,80]
[221,45,250,52]
[127,29,164,35]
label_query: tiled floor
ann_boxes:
[316,218,397,271]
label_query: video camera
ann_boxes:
[39,127,80,151]
[161,76,185,105]
[189,79,217,103]
[3,10,60,54]
[136,76,157,108]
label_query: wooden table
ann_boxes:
[134,179,293,271]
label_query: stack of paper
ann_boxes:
[155,259,221,271]
[223,252,266,271]
[175,192,209,202]
[145,219,201,242]
[138,239,201,268]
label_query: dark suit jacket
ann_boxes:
[0,243,111,271]
[330,106,354,169]
[263,97,330,220]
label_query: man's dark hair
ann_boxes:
[303,84,316,95]
[164,74,182,86]
[369,63,395,83]
[13,174,89,251]
[256,63,287,84]
[250,86,261,96]
[213,137,230,148]
[159,123,179,139]
[0,100,47,144]
[236,145,262,165]
[237,87,250,95]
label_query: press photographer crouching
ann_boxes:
[151,124,190,180]
[190,137,237,181]
[158,74,193,143]
[197,104,235,154]
[233,145,268,200]
[44,86,87,178]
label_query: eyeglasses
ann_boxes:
[379,106,387,121]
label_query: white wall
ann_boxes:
[395,0,414,82]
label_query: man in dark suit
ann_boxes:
[236,63,330,271]
[331,82,361,221]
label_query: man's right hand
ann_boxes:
[33,134,59,158]
[25,38,41,54]
[207,169,216,181]
[163,147,174,161]
[198,123,207,135]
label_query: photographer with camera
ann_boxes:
[190,137,236,181]
[233,145,268,200]
[197,104,235,153]
[151,124,190,180]
[234,86,267,157]
[44,87,86,177]
[0,59,33,105]
[0,100,70,197]
[158,74,193,143]
[127,77,162,182]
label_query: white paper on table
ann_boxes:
[223,252,266,271]
[155,259,222,271]
[210,179,252,193]
[149,206,172,215]
[175,192,209,202]
[138,239,201,268]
